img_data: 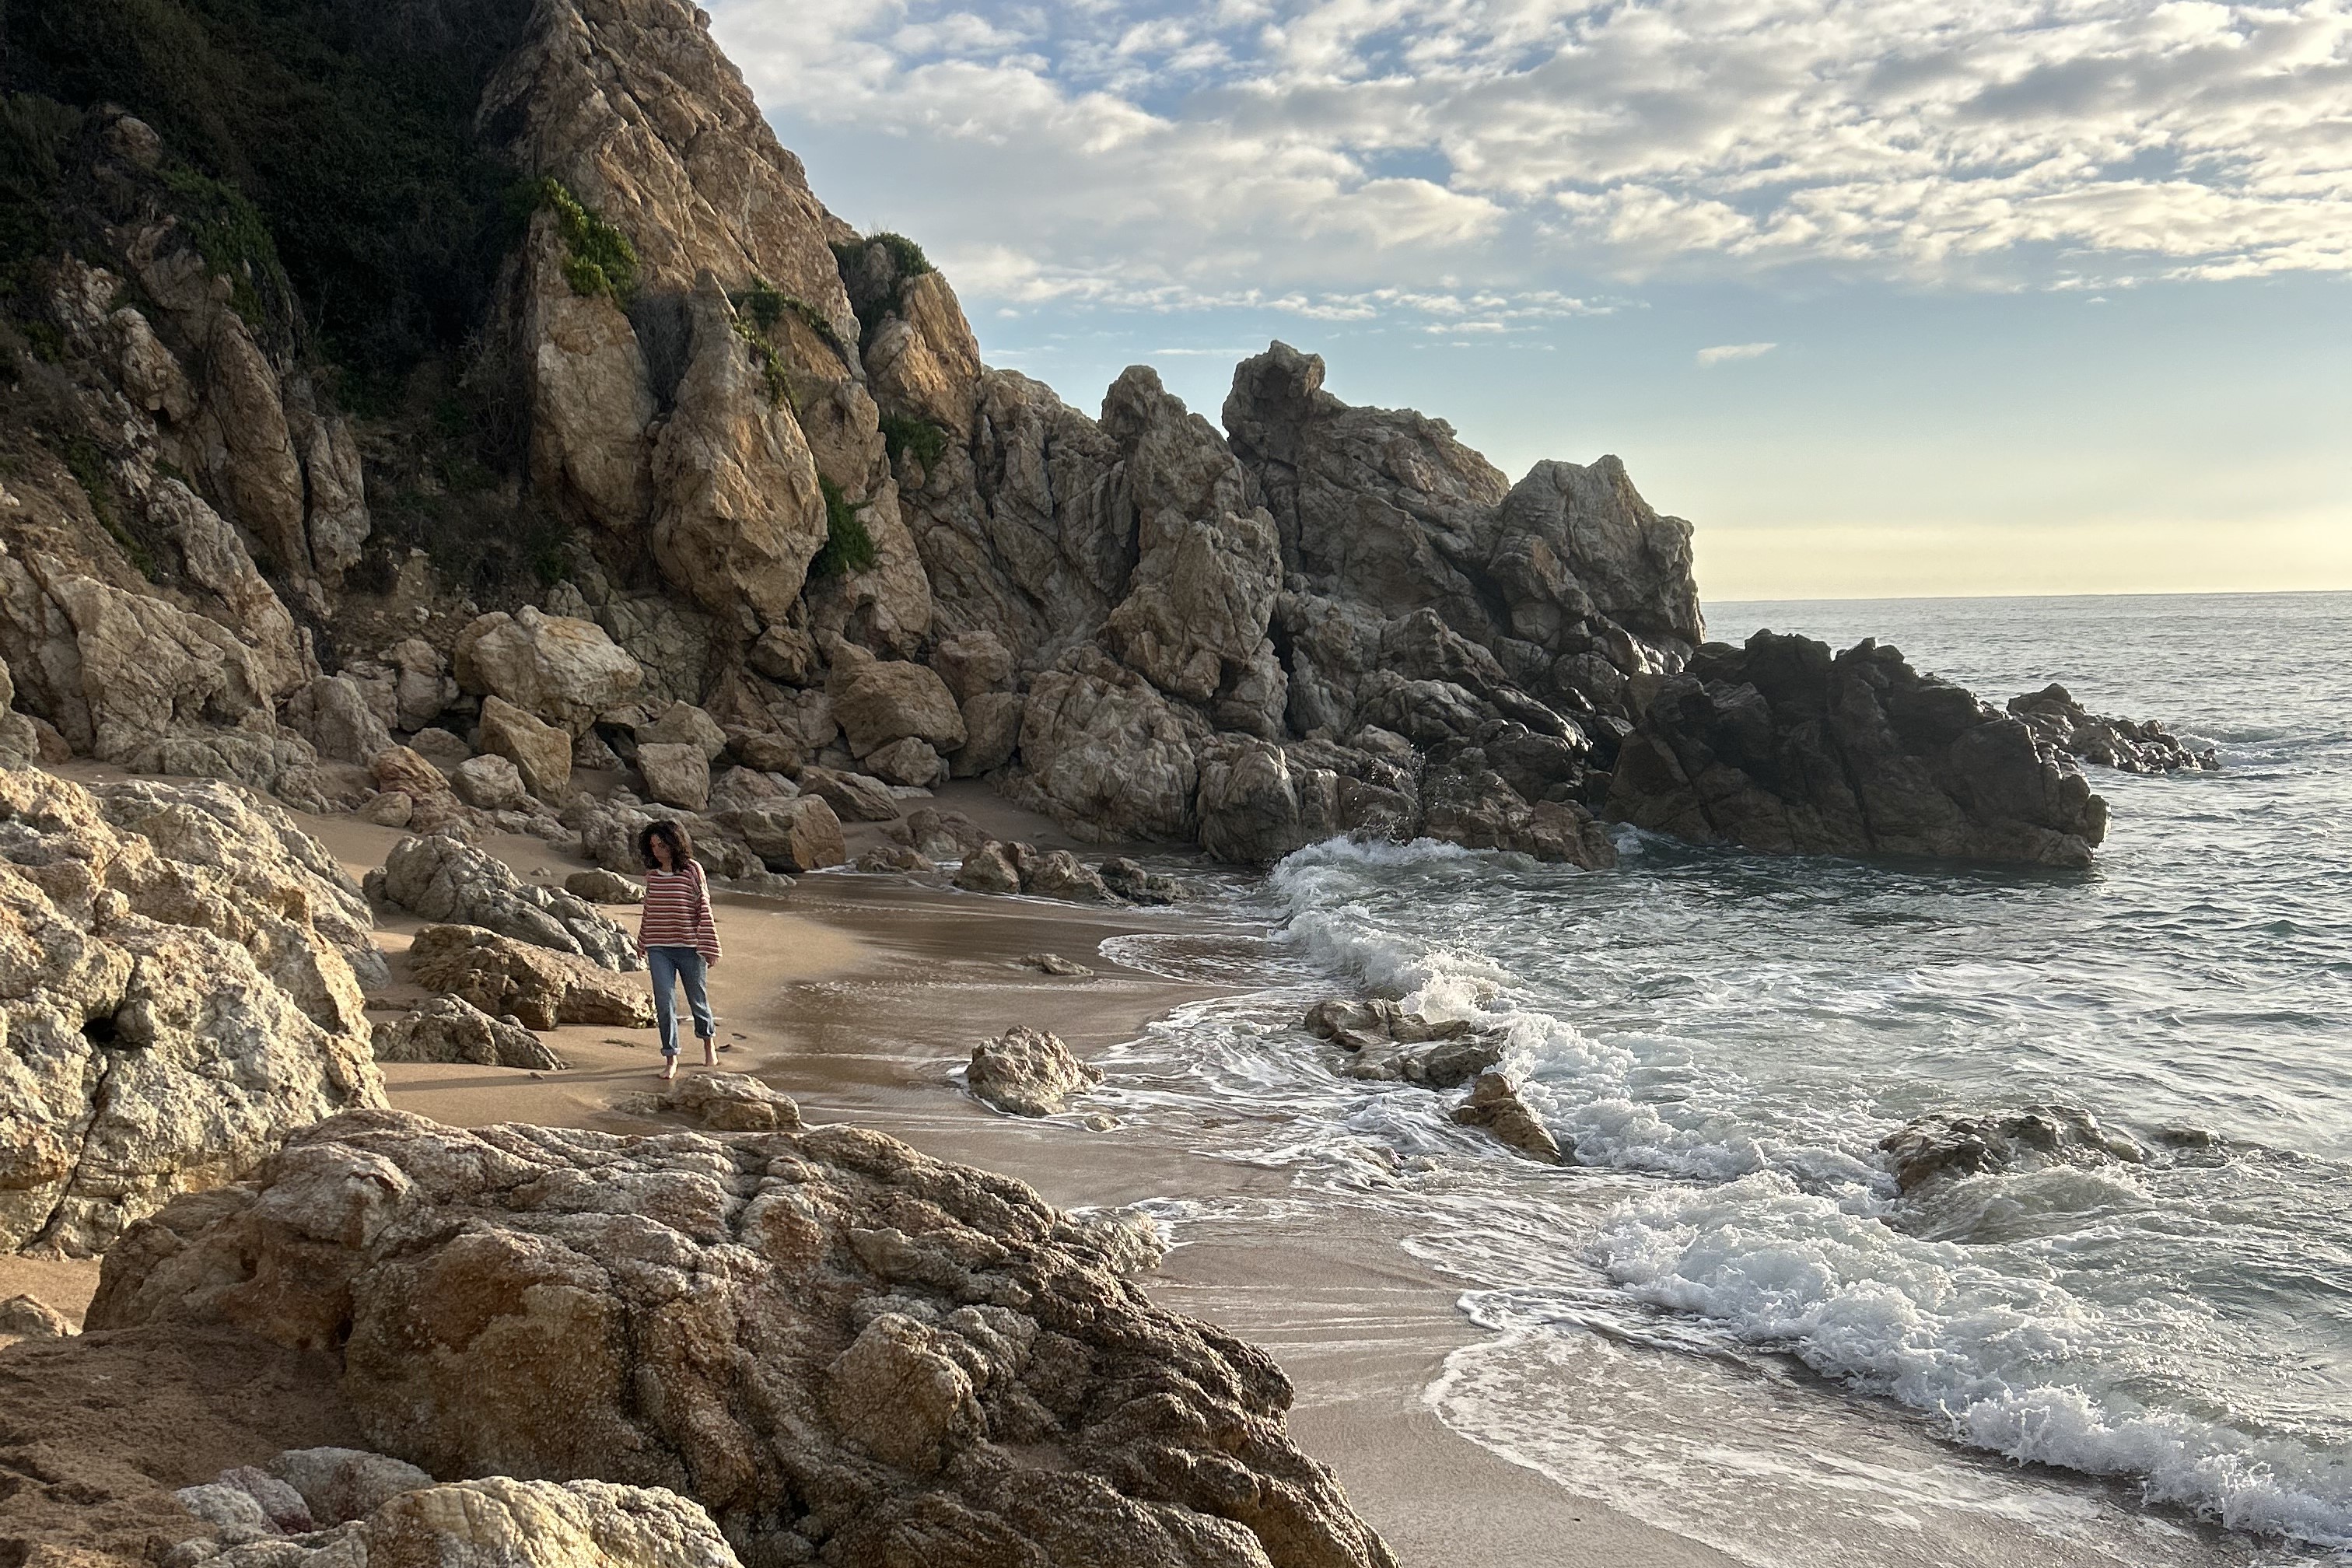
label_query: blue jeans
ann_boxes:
[646,947,714,1058]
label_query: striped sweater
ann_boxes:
[636,862,720,962]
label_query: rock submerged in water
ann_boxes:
[1303,999,1504,1088]
[1452,1073,1567,1164]
[1879,1105,2151,1194]
[966,1024,1104,1117]
[1607,632,2110,866]
[2007,684,2218,774]
[92,1111,1395,1568]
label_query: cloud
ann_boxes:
[705,0,2352,323]
[1697,341,1778,366]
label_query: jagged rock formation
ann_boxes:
[0,0,2111,870]
[93,1111,1395,1568]
[0,767,384,1256]
[2008,684,2217,774]
[366,832,639,968]
[1607,633,2110,866]
[371,995,566,1072]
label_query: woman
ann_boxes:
[635,820,720,1081]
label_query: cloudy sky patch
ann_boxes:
[708,0,2352,597]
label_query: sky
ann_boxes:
[705,0,2352,601]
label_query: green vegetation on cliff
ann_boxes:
[813,477,877,578]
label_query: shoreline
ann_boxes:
[0,771,2296,1568]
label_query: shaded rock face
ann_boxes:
[2008,684,2218,774]
[0,767,385,1257]
[406,924,654,1031]
[965,1026,1104,1117]
[1606,632,2110,866]
[93,1111,1396,1568]
[366,834,638,969]
[373,996,566,1072]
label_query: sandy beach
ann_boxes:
[0,772,1732,1566]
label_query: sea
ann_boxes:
[1093,592,2352,1566]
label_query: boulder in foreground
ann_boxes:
[1606,632,2109,866]
[0,766,384,1257]
[92,1111,1395,1568]
[187,1468,737,1568]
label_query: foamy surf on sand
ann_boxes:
[1090,593,2352,1565]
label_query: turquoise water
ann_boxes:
[1111,592,2352,1562]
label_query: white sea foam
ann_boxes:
[1221,801,2352,1557]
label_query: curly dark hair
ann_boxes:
[636,819,695,871]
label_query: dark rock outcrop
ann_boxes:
[1879,1105,2149,1194]
[1606,632,2109,866]
[2008,684,2217,774]
[90,1111,1396,1568]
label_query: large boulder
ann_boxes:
[479,695,576,800]
[796,765,901,824]
[650,277,830,628]
[406,925,654,1031]
[723,797,845,873]
[636,741,712,812]
[1420,767,1617,870]
[371,996,566,1072]
[90,1111,1393,1568]
[964,1025,1103,1117]
[450,753,528,812]
[194,1471,740,1568]
[1194,738,1340,866]
[366,835,637,969]
[835,660,966,758]
[1605,632,2109,866]
[1014,649,1205,842]
[454,607,643,736]
[285,675,395,765]
[0,767,385,1256]
[0,554,309,791]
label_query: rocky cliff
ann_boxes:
[93,1109,1396,1568]
[0,0,2100,870]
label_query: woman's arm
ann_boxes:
[694,861,722,965]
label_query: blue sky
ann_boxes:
[706,0,2352,600]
